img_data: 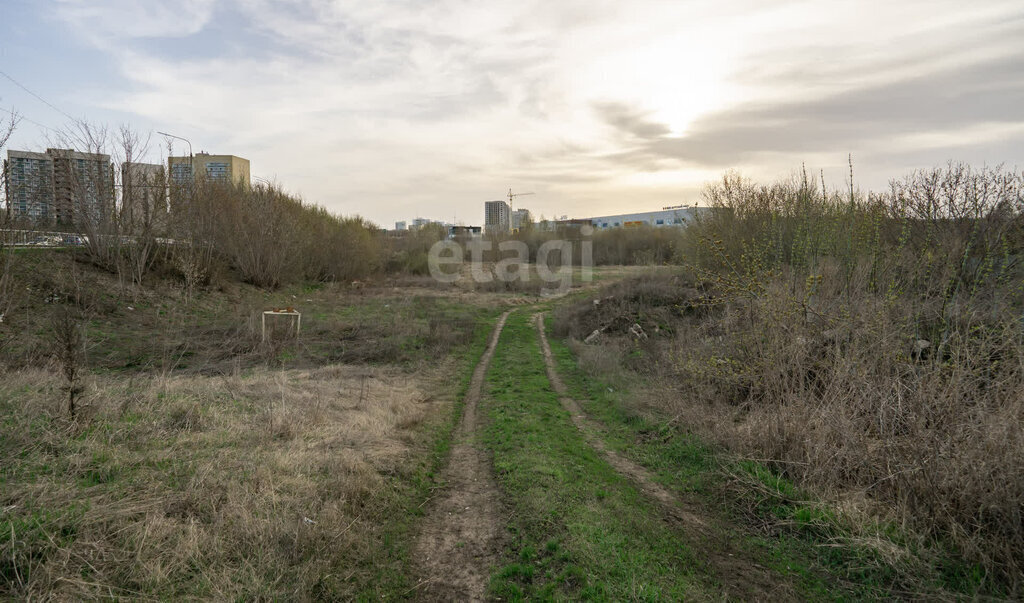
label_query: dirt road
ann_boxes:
[411,310,512,601]
[410,309,806,600]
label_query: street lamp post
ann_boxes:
[157,131,193,183]
[158,131,195,237]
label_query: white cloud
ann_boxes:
[53,0,216,41]
[45,0,1024,225]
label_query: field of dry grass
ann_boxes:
[0,339,485,599]
[3,161,1020,597]
[0,249,520,598]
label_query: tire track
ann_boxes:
[410,310,512,601]
[533,312,795,600]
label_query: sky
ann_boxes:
[1,0,1022,228]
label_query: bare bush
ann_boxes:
[117,125,166,290]
[51,305,84,418]
[558,163,1024,594]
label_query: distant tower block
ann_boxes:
[484,199,510,234]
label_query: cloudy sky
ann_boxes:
[2,0,1022,227]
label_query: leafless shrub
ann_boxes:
[567,338,626,382]
[559,163,1024,594]
[0,239,14,347]
[116,125,166,291]
[51,305,84,418]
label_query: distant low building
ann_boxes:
[448,225,482,239]
[588,207,710,229]
[395,221,407,231]
[408,217,450,230]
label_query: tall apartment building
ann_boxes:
[50,148,115,225]
[168,153,250,186]
[4,148,114,225]
[4,150,53,220]
[121,162,168,232]
[484,200,510,234]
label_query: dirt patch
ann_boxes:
[410,310,512,601]
[534,312,795,600]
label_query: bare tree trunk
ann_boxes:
[50,121,121,278]
[0,110,20,350]
[117,125,163,294]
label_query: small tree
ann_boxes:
[117,125,165,291]
[52,304,84,418]
[49,258,91,419]
[50,121,121,278]
[168,166,219,295]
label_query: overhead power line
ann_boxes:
[0,106,54,132]
[0,68,77,122]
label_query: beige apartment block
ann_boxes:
[168,153,250,186]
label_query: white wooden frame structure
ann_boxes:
[262,309,301,342]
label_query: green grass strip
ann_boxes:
[482,312,719,600]
[539,314,975,600]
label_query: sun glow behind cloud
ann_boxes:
[578,32,740,136]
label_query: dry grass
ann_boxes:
[559,271,1024,595]
[0,358,459,599]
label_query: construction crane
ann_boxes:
[507,188,534,212]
